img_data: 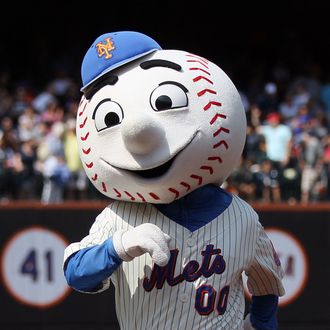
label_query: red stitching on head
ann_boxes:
[197,89,217,97]
[113,188,121,198]
[210,113,226,124]
[102,182,107,192]
[85,161,94,168]
[91,173,98,181]
[79,117,88,129]
[190,174,203,185]
[82,147,91,154]
[193,76,213,84]
[186,60,209,69]
[186,54,208,64]
[184,51,230,187]
[180,181,191,191]
[80,132,90,141]
[149,192,160,200]
[78,102,87,117]
[124,191,135,201]
[168,188,180,199]
[189,67,210,75]
[213,140,229,149]
[213,126,230,137]
[136,193,146,202]
[204,102,222,111]
[208,156,223,163]
[200,165,214,174]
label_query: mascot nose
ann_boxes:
[121,114,165,154]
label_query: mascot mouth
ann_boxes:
[128,155,176,178]
[126,130,199,179]
[101,153,178,179]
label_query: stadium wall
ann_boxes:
[0,202,329,330]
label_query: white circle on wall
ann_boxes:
[1,226,71,308]
[243,227,308,307]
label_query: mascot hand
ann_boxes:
[243,314,256,330]
[112,223,171,266]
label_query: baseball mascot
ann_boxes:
[63,31,285,330]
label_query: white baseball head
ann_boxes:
[76,31,246,203]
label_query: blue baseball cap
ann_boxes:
[80,31,162,92]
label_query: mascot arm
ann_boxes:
[244,295,279,330]
[244,221,284,330]
[64,223,171,292]
[64,237,122,292]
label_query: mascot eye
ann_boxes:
[150,82,188,111]
[92,99,124,132]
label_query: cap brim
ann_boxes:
[80,48,158,93]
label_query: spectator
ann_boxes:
[40,102,64,126]
[0,132,24,199]
[63,118,88,199]
[256,82,279,121]
[258,112,292,165]
[244,124,266,164]
[17,106,40,142]
[40,151,71,204]
[290,80,311,113]
[253,158,281,203]
[11,85,31,121]
[32,83,58,114]
[227,157,256,202]
[0,116,19,146]
[248,104,262,129]
[258,112,292,201]
[298,131,324,203]
[18,139,38,199]
[279,92,300,124]
[0,88,13,120]
[320,74,330,127]
[320,135,330,200]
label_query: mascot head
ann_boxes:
[76,31,246,203]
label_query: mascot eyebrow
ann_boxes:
[84,73,119,100]
[84,60,182,100]
[140,59,182,71]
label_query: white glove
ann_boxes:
[112,223,171,266]
[243,314,256,330]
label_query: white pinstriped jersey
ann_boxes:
[64,194,285,330]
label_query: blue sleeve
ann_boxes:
[64,237,122,292]
[249,295,279,330]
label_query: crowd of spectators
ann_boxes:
[227,63,330,204]
[1,61,330,204]
[0,67,96,203]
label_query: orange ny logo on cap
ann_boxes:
[96,37,115,59]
